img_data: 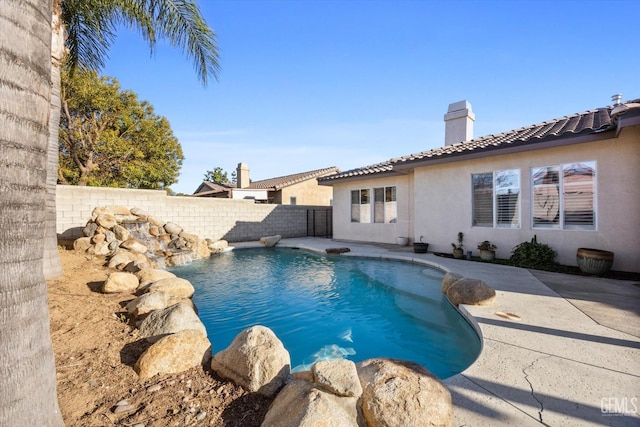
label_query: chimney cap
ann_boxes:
[447,100,473,113]
[611,94,622,105]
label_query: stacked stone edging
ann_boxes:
[73,208,454,424]
[73,205,232,270]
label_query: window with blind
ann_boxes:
[374,186,397,223]
[351,189,371,223]
[532,161,595,230]
[472,170,520,228]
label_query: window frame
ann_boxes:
[373,186,397,224]
[350,188,371,223]
[531,161,597,231]
[472,169,521,229]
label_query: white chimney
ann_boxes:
[237,162,250,189]
[444,100,475,146]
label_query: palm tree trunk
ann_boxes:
[0,0,64,425]
[43,0,65,280]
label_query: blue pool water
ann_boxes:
[170,248,480,379]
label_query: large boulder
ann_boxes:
[107,250,152,271]
[73,237,92,252]
[163,222,183,235]
[259,235,281,248]
[440,272,463,293]
[445,277,496,306]
[91,233,105,244]
[136,268,177,287]
[106,205,131,215]
[138,302,206,343]
[312,359,362,398]
[165,253,194,267]
[147,216,165,228]
[130,207,149,217]
[191,240,212,259]
[134,329,211,379]
[211,325,290,397]
[356,358,453,427]
[95,213,117,229]
[126,291,171,318]
[102,272,139,293]
[261,380,361,427]
[107,250,138,270]
[145,277,194,298]
[208,239,228,253]
[112,224,131,242]
[88,241,110,256]
[82,222,98,237]
[326,247,350,254]
[120,238,148,254]
[178,231,199,244]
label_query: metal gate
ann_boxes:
[306,209,332,237]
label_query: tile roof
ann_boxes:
[248,166,340,190]
[199,181,233,192]
[192,181,234,197]
[392,105,614,165]
[316,160,396,182]
[319,99,639,183]
[194,166,340,195]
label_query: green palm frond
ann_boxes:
[62,0,220,85]
[62,0,119,71]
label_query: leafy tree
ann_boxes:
[59,69,184,188]
[231,170,237,184]
[204,167,229,183]
[43,0,220,279]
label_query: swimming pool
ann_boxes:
[170,248,480,379]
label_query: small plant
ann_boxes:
[451,232,464,250]
[510,235,557,269]
[477,240,497,251]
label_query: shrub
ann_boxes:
[510,235,557,269]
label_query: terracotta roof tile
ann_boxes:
[248,166,340,190]
[319,99,639,183]
[317,160,394,182]
[392,106,614,164]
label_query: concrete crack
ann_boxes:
[523,355,550,425]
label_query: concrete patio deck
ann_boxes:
[236,237,640,426]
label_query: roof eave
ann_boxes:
[392,129,617,170]
[318,170,403,186]
[616,109,640,136]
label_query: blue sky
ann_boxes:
[103,0,639,194]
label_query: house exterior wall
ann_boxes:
[280,178,335,206]
[412,126,640,272]
[56,185,331,244]
[330,174,413,244]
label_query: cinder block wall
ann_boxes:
[56,185,331,243]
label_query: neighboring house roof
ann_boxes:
[319,99,640,183]
[248,166,340,190]
[192,181,234,197]
[193,166,340,195]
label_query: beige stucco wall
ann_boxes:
[329,126,639,272]
[331,174,413,244]
[412,126,640,273]
[279,177,335,206]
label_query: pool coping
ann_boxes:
[230,238,639,426]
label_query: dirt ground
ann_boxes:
[48,249,272,427]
